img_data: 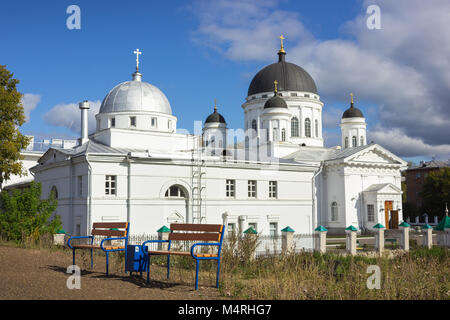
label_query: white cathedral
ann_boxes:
[28,42,408,240]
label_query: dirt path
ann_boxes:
[0,245,223,300]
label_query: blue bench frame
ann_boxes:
[67,222,129,276]
[141,224,225,290]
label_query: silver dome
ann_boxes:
[99,73,172,114]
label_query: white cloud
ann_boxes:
[369,126,450,160]
[190,0,450,159]
[43,101,101,135]
[21,93,41,122]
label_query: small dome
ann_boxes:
[99,72,172,115]
[248,51,317,96]
[205,103,226,124]
[342,97,364,118]
[264,93,288,109]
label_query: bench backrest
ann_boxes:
[169,224,224,242]
[91,222,129,238]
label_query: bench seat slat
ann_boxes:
[72,244,125,250]
[92,222,128,229]
[91,229,127,237]
[170,223,222,232]
[169,232,220,242]
[147,250,218,258]
[148,250,191,256]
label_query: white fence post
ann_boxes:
[345,225,357,255]
[314,226,327,254]
[373,223,385,255]
[399,221,410,251]
[422,224,433,249]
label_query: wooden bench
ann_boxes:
[67,222,129,276]
[141,223,224,290]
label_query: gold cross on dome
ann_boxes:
[133,48,142,71]
[274,80,278,93]
[279,35,286,53]
[350,92,354,104]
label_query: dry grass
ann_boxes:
[217,241,449,299]
[1,234,448,300]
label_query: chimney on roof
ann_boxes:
[79,100,90,145]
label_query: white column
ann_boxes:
[314,226,327,254]
[399,222,410,251]
[422,225,433,249]
[345,227,357,255]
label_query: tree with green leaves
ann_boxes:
[0,181,61,243]
[420,168,450,219]
[0,65,31,189]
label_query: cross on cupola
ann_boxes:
[134,48,142,71]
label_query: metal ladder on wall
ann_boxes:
[191,137,206,224]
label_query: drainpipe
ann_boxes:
[311,161,324,233]
[69,157,74,234]
[86,155,92,235]
[126,155,131,224]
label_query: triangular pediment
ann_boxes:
[345,145,406,166]
[364,183,402,194]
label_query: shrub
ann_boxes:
[0,181,61,244]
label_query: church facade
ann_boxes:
[30,43,407,241]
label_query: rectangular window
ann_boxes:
[77,175,82,197]
[248,180,257,198]
[269,181,277,199]
[110,118,115,128]
[269,222,278,238]
[226,179,235,198]
[290,93,297,97]
[248,222,257,232]
[105,175,116,195]
[130,116,136,127]
[367,204,375,222]
[168,120,172,129]
[151,117,157,127]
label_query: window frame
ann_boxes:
[248,180,257,198]
[305,118,311,137]
[291,117,299,137]
[367,204,375,222]
[105,175,117,196]
[331,201,338,222]
[226,179,235,198]
[269,181,277,199]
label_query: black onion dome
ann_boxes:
[342,101,364,118]
[264,93,288,109]
[248,52,317,96]
[205,105,226,124]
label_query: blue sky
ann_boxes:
[1,0,449,163]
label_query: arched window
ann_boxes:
[345,137,349,148]
[291,117,299,137]
[50,186,58,199]
[315,120,319,137]
[165,185,186,198]
[272,128,278,141]
[331,202,338,221]
[360,136,364,146]
[305,118,311,137]
[281,128,286,142]
[251,119,257,131]
[352,136,357,147]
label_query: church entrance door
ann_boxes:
[384,201,393,229]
